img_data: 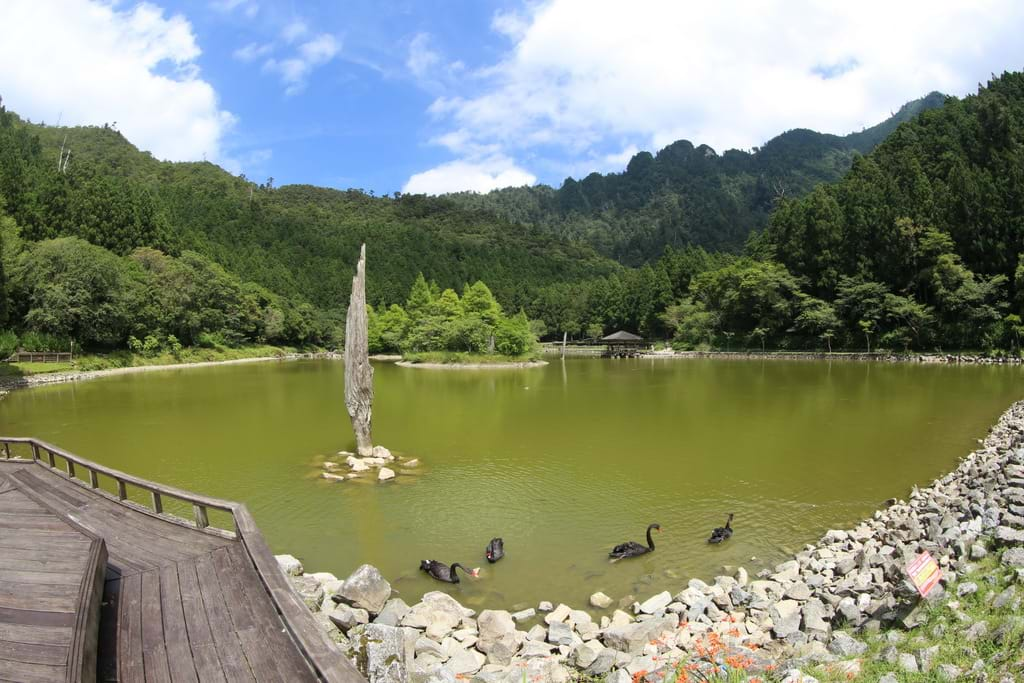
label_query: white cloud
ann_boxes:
[403,157,536,195]
[407,33,441,79]
[211,0,258,18]
[413,0,1024,192]
[263,33,340,95]
[282,19,308,43]
[233,42,272,62]
[0,0,235,163]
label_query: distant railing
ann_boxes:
[4,351,73,363]
[0,435,360,683]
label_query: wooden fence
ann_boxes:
[5,351,73,363]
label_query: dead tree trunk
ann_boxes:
[344,244,373,456]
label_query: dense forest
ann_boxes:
[0,72,1022,356]
[447,93,946,264]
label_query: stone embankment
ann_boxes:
[642,350,1024,364]
[279,401,1024,683]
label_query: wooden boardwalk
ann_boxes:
[0,438,363,683]
[0,472,105,682]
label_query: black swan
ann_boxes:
[609,523,661,559]
[419,560,479,583]
[707,513,734,544]
[485,537,504,563]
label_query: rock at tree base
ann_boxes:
[274,554,303,576]
[345,244,374,456]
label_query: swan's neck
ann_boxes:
[726,515,733,530]
[646,527,655,550]
[450,563,463,581]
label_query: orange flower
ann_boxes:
[632,670,648,683]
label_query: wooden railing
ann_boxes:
[0,436,361,683]
[4,351,73,363]
[0,436,236,537]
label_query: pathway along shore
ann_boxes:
[282,400,1024,683]
[0,352,342,397]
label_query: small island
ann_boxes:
[370,274,545,368]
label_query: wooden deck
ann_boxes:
[0,472,105,683]
[0,438,363,683]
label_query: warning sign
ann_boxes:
[907,551,942,597]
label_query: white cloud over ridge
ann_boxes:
[407,0,1024,193]
[403,157,535,195]
[262,25,340,96]
[0,0,235,164]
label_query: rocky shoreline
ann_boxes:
[396,360,549,370]
[278,400,1024,683]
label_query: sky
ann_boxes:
[1,1,1023,197]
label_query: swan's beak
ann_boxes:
[471,568,481,577]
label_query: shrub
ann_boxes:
[0,330,17,359]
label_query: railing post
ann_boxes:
[151,491,163,514]
[88,468,99,489]
[46,450,55,468]
[193,504,209,529]
[30,443,40,462]
[66,459,75,478]
[116,479,127,500]
[2,443,9,459]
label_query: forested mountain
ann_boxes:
[447,93,946,264]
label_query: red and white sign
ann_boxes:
[907,551,942,597]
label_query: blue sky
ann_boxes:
[2,1,1023,196]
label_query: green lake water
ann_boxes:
[0,358,1020,612]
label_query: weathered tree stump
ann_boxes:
[345,244,373,456]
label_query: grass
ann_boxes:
[0,344,303,378]
[401,351,543,364]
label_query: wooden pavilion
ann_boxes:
[602,330,645,358]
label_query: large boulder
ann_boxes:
[275,554,303,576]
[638,591,672,614]
[348,623,417,683]
[770,599,802,639]
[602,614,678,654]
[290,574,325,610]
[375,598,412,627]
[329,604,369,633]
[337,564,392,614]
[476,610,516,654]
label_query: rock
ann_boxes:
[937,664,962,681]
[322,472,347,482]
[602,614,678,655]
[477,610,516,654]
[520,640,554,658]
[897,652,919,673]
[290,574,325,610]
[781,670,819,683]
[570,640,605,668]
[801,598,831,640]
[638,591,671,614]
[349,623,416,683]
[785,582,812,601]
[918,644,940,672]
[404,459,420,467]
[337,564,392,614]
[446,648,485,675]
[589,592,613,609]
[957,581,979,597]
[606,670,631,683]
[275,554,303,576]
[993,585,1016,609]
[372,445,394,460]
[584,647,616,676]
[544,604,571,625]
[348,457,371,472]
[1002,547,1024,567]
[995,526,1024,545]
[970,542,988,559]
[375,598,411,626]
[833,660,861,678]
[378,467,396,481]
[526,625,546,641]
[511,608,535,622]
[402,592,473,641]
[329,604,369,632]
[828,632,867,657]
[537,601,553,612]
[546,621,573,646]
[964,620,988,641]
[770,599,802,639]
[878,674,898,683]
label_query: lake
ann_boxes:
[0,357,1019,612]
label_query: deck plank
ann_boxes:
[118,572,144,682]
[157,564,199,683]
[194,554,255,681]
[0,639,69,666]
